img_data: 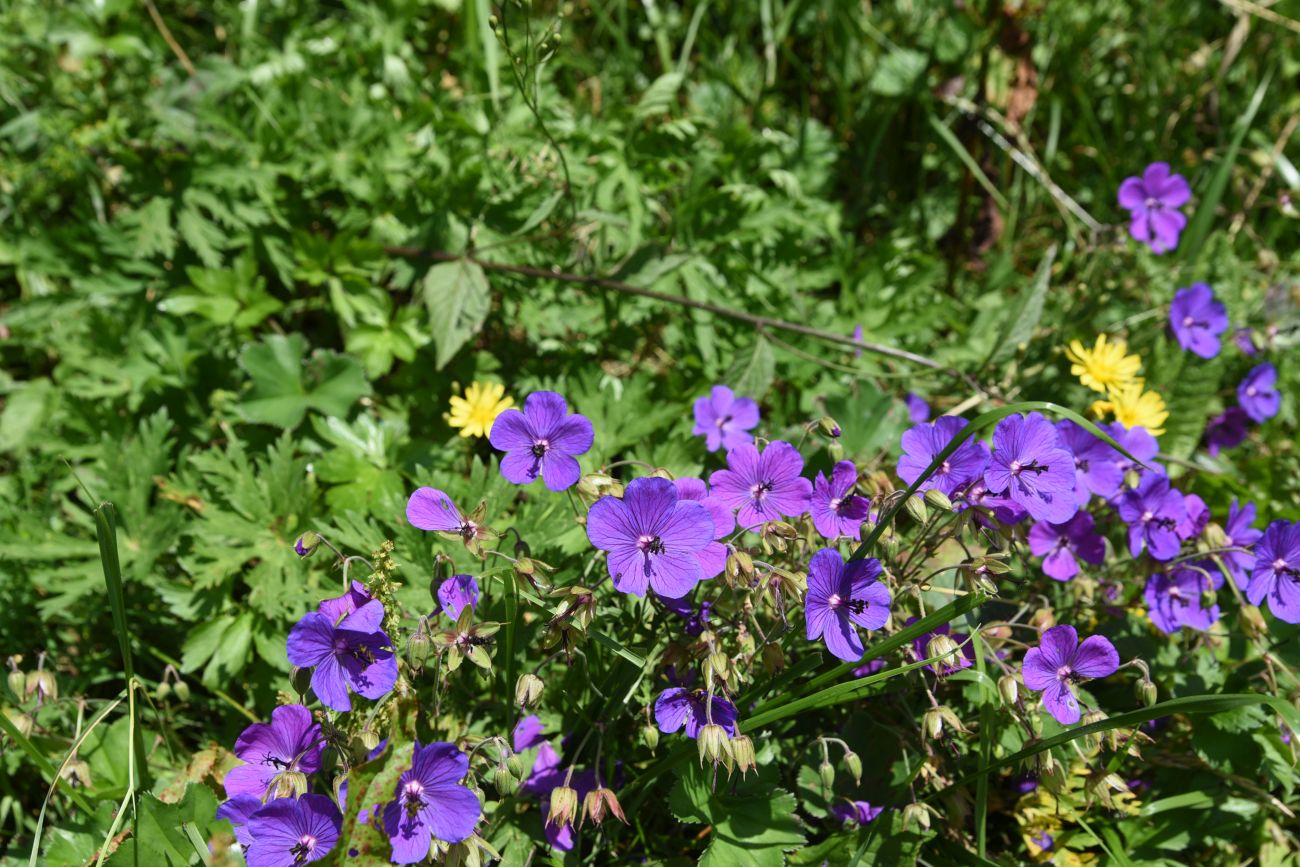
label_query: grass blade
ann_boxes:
[93,502,134,683]
[0,710,95,814]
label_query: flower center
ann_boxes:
[749,480,774,505]
[1144,196,1160,210]
[1275,558,1289,572]
[1140,510,1154,524]
[403,780,425,817]
[940,460,952,475]
[827,592,867,614]
[715,414,732,429]
[1182,315,1195,328]
[459,520,480,541]
[1056,664,1074,683]
[1247,386,1258,397]
[637,534,666,577]
[291,835,319,863]
[829,496,843,512]
[530,438,550,458]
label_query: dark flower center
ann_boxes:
[1055,664,1075,684]
[1009,459,1049,476]
[264,754,292,770]
[749,480,774,507]
[637,534,666,577]
[404,780,425,817]
[458,520,480,541]
[291,835,318,864]
[715,414,732,429]
[827,592,868,615]
[526,438,551,479]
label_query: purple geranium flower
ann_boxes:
[654,687,738,738]
[1234,327,1259,356]
[512,715,546,752]
[810,461,870,540]
[1021,625,1119,725]
[907,619,972,675]
[897,416,989,497]
[318,581,372,624]
[673,477,733,580]
[384,742,482,863]
[216,795,261,847]
[661,594,712,636]
[1145,568,1219,634]
[1238,363,1280,423]
[1056,420,1123,505]
[286,600,398,712]
[692,385,760,452]
[587,477,715,598]
[1204,407,1251,457]
[905,393,930,423]
[1247,521,1300,623]
[244,794,341,867]
[225,705,324,801]
[1027,512,1106,582]
[831,800,883,825]
[957,480,1028,526]
[1117,474,1187,562]
[1101,423,1162,484]
[1169,284,1228,358]
[804,549,891,662]
[709,441,813,528]
[406,487,489,544]
[1118,162,1191,254]
[436,575,479,620]
[984,414,1077,523]
[490,391,594,491]
[1178,494,1210,540]
[1222,499,1263,587]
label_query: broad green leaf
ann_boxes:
[421,259,492,369]
[870,48,927,97]
[727,334,776,401]
[988,244,1056,364]
[237,333,371,428]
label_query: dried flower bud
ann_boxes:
[358,724,381,752]
[1138,679,1158,708]
[576,473,622,501]
[730,735,757,778]
[515,673,544,709]
[818,416,842,438]
[708,651,730,683]
[1081,709,1107,750]
[641,723,660,752]
[905,495,928,525]
[925,635,961,668]
[63,759,92,788]
[843,750,862,785]
[273,770,309,798]
[1203,522,1229,549]
[294,531,321,557]
[726,549,754,582]
[1029,607,1056,631]
[923,489,953,512]
[173,680,191,701]
[26,670,57,702]
[581,787,628,826]
[998,674,1019,706]
[547,785,579,828]
[901,803,932,832]
[697,723,732,767]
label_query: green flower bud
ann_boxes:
[998,674,1019,706]
[818,416,842,438]
[515,673,544,709]
[697,723,732,767]
[7,669,25,700]
[818,760,836,790]
[173,680,190,702]
[901,803,931,832]
[407,630,433,671]
[1138,679,1158,708]
[761,643,785,674]
[925,635,961,669]
[466,645,493,671]
[905,494,928,525]
[843,750,862,785]
[642,723,660,752]
[155,681,172,701]
[359,724,381,751]
[273,770,309,798]
[3,707,32,739]
[730,735,757,778]
[291,666,313,697]
[493,764,518,795]
[27,670,57,702]
[293,531,321,557]
[923,489,953,512]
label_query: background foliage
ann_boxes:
[1,0,1298,863]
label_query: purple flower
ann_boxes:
[244,794,341,867]
[1145,568,1219,634]
[831,800,883,825]
[853,658,887,678]
[1234,327,1258,356]
[673,477,733,580]
[896,417,989,497]
[957,480,1028,526]
[653,687,738,738]
[804,549,891,662]
[1118,162,1191,254]
[586,477,715,598]
[1117,474,1188,561]
[852,324,864,358]
[384,742,482,862]
[1247,521,1300,623]
[286,600,398,712]
[216,795,261,847]
[436,575,479,620]
[520,742,566,796]
[225,705,324,801]
[1056,420,1123,505]
[984,414,1077,523]
[406,487,489,543]
[1238,363,1280,423]
[1101,423,1162,483]
[318,581,372,624]
[1178,494,1210,540]
[907,619,972,675]
[691,385,760,452]
[1027,512,1106,582]
[1222,500,1263,587]
[661,594,712,636]
[810,461,870,540]
[519,743,600,852]
[1204,408,1250,457]
[490,391,594,491]
[709,441,813,528]
[905,393,931,423]
[1169,284,1228,358]
[512,715,546,752]
[1021,625,1119,725]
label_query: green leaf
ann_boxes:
[421,259,492,369]
[726,334,776,401]
[987,245,1056,364]
[237,333,371,428]
[636,71,685,119]
[0,377,53,452]
[670,764,805,866]
[870,48,927,97]
[126,197,177,259]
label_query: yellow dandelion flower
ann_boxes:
[1090,381,1168,436]
[447,381,514,438]
[1063,334,1142,394]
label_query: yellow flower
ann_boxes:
[1090,381,1168,436]
[1063,335,1142,394]
[447,381,514,438]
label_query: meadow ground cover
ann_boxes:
[1,1,1298,864]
